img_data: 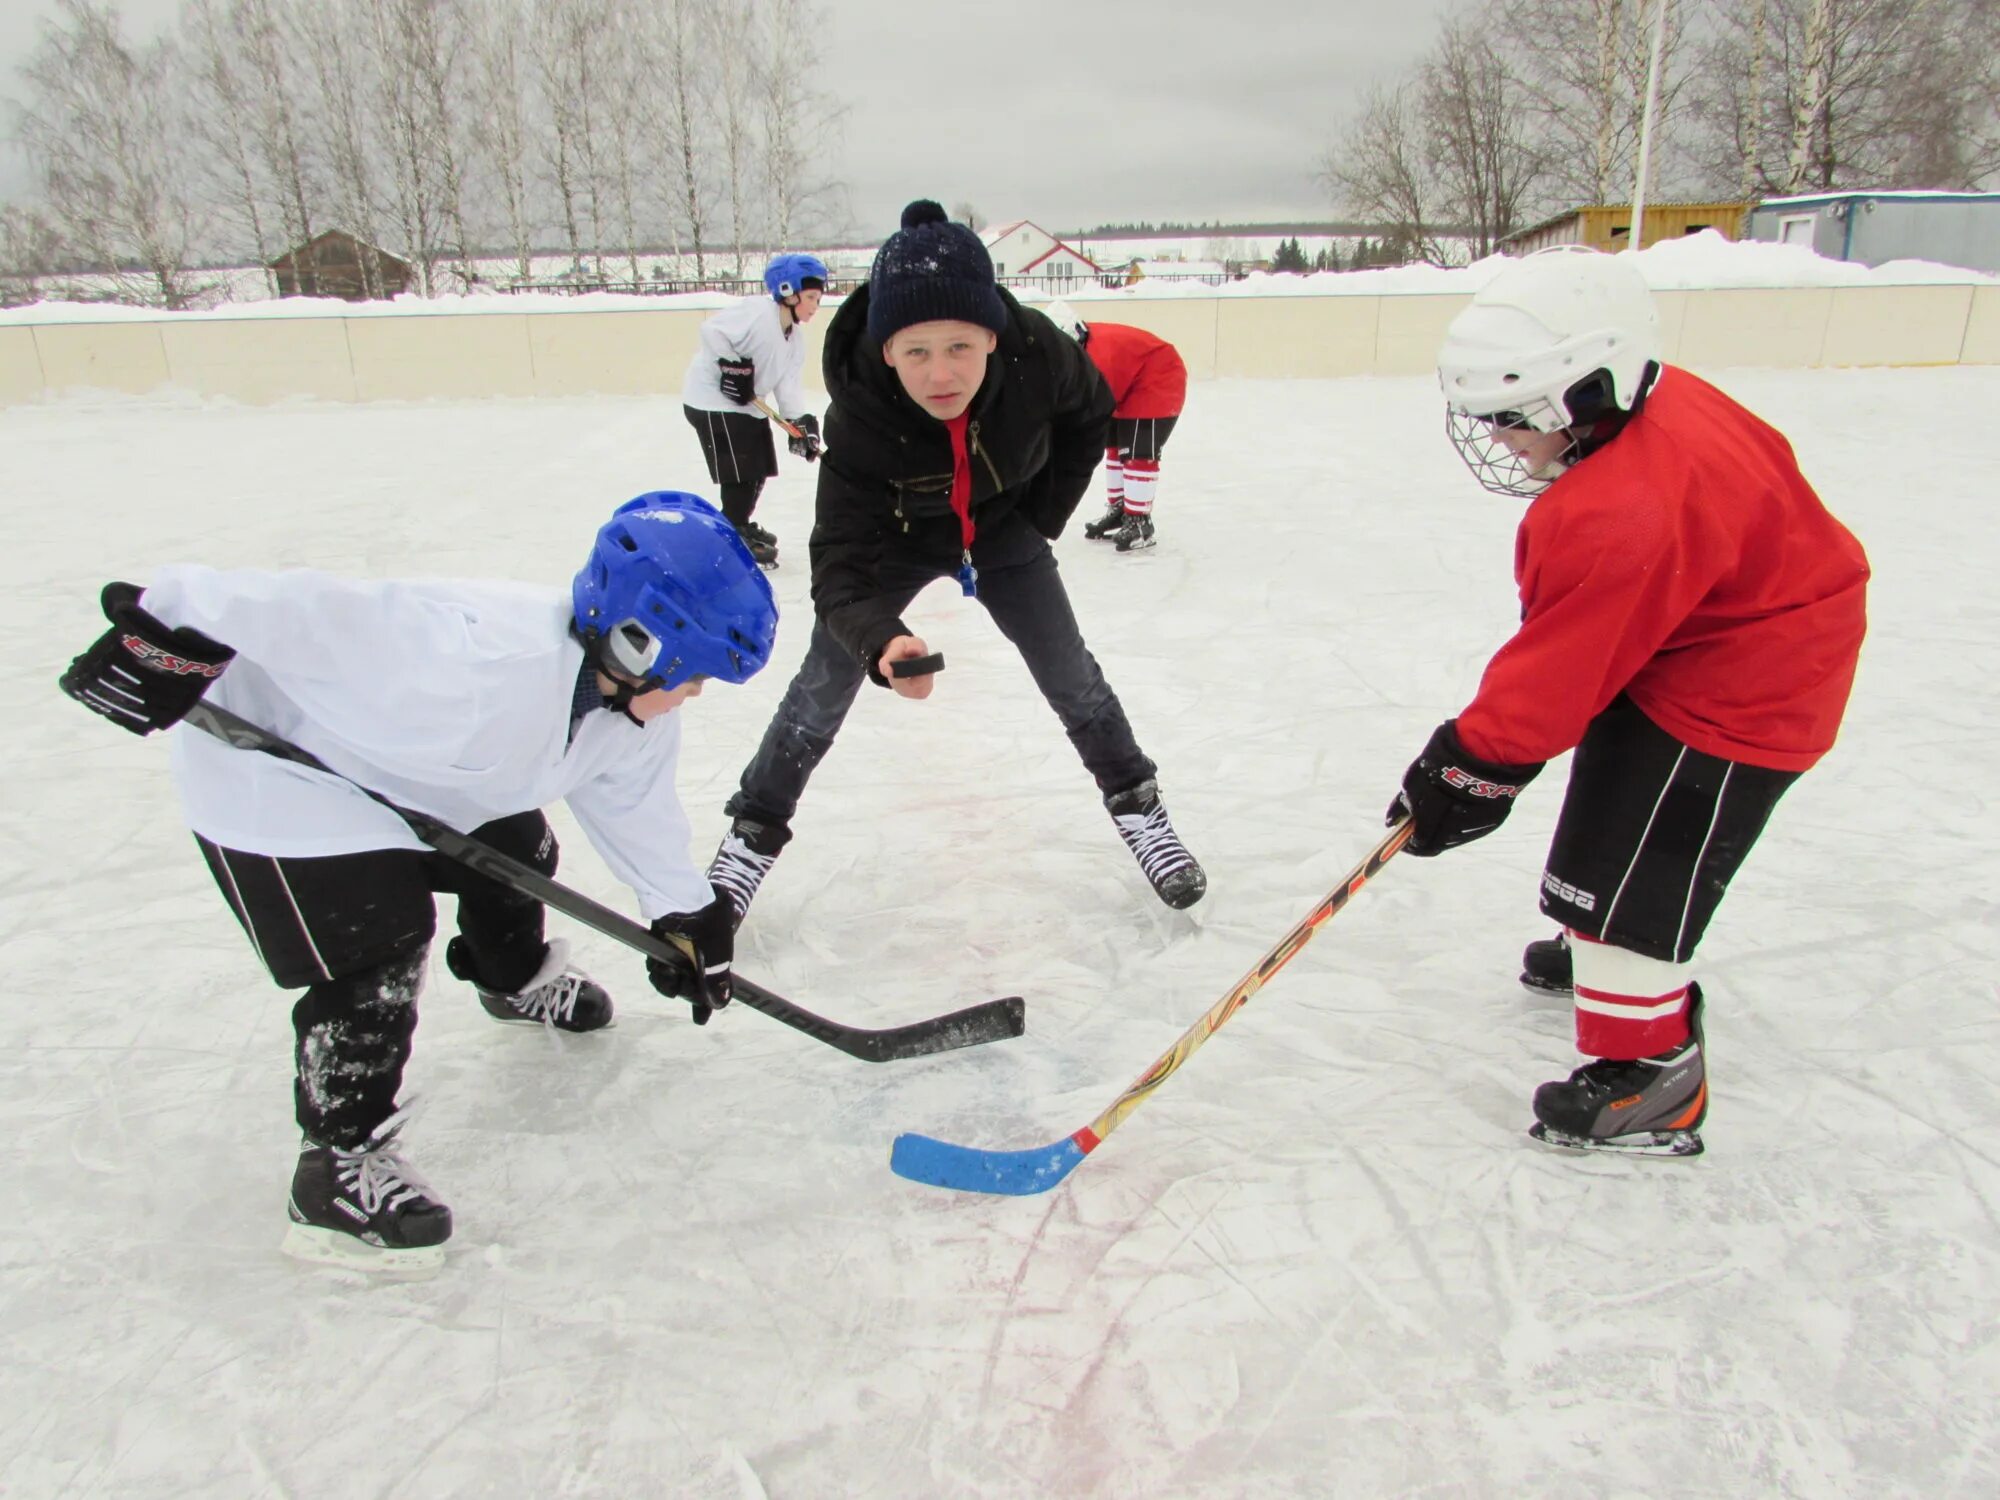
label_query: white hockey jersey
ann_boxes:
[141,566,715,921]
[680,295,811,420]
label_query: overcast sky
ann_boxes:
[1,0,1450,236]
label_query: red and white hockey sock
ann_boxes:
[1122,458,1159,517]
[1104,449,1125,510]
[1569,931,1693,1059]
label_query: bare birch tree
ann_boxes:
[181,0,278,292]
[241,0,322,285]
[0,202,66,305]
[15,0,206,307]
[657,0,711,277]
[294,2,394,295]
[707,0,760,275]
[467,0,541,282]
[759,0,844,247]
[1423,16,1548,255]
[1498,0,1695,206]
[1691,0,1992,194]
[1315,80,1450,264]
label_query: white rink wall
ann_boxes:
[1,233,1996,406]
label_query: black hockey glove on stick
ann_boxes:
[1389,719,1543,856]
[717,356,755,405]
[649,891,735,1024]
[785,412,822,462]
[59,581,235,736]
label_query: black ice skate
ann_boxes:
[1083,503,1127,541]
[449,936,613,1031]
[1112,514,1157,553]
[1105,779,1206,909]
[283,1108,452,1273]
[735,519,779,569]
[708,816,790,929]
[1521,930,1573,995]
[1529,986,1708,1157]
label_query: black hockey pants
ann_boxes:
[196,811,558,1147]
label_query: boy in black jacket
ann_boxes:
[707,201,1205,923]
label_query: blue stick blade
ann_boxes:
[890,1131,1087,1196]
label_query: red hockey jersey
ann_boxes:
[1453,367,1869,773]
[1081,322,1188,418]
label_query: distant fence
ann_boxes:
[499,276,769,298]
[1,282,1994,407]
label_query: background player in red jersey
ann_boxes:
[1045,303,1187,553]
[1389,246,1869,1157]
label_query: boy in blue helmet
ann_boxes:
[57,495,777,1273]
[681,252,830,567]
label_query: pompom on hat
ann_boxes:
[865,199,1010,346]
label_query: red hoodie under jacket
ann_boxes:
[1453,366,1870,773]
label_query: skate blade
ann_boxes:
[1528,1122,1704,1158]
[282,1223,446,1276]
[1518,973,1574,997]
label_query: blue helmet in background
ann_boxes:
[765,253,829,301]
[572,493,778,690]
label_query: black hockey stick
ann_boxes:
[182,702,1025,1062]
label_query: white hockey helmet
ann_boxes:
[1041,299,1088,343]
[1437,247,1662,496]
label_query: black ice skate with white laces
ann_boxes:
[707,816,788,929]
[1529,986,1708,1157]
[448,936,612,1031]
[1520,930,1573,995]
[1105,779,1206,909]
[1112,514,1157,552]
[284,1107,452,1272]
[1083,502,1127,541]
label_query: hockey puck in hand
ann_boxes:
[890,653,946,679]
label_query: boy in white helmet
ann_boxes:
[1388,246,1869,1156]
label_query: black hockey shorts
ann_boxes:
[1539,695,1801,964]
[684,404,778,486]
[195,811,558,991]
[1109,415,1178,463]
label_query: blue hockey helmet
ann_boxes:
[765,253,829,301]
[572,493,778,690]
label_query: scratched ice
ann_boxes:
[2,368,1995,1497]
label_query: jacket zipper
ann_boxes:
[968,422,1005,494]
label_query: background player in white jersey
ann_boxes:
[682,253,829,567]
[58,495,777,1272]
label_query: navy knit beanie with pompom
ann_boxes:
[865,199,1010,346]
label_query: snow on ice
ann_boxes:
[1,367,1996,1497]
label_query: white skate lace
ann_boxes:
[335,1108,435,1215]
[1114,804,1194,883]
[499,938,588,1024]
[710,833,777,916]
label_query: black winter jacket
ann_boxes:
[808,284,1114,675]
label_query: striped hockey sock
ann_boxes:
[1105,449,1125,510]
[1122,458,1159,517]
[1568,931,1694,1058]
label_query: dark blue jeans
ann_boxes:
[727,522,1156,825]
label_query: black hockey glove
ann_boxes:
[59,581,235,736]
[717,356,755,405]
[1389,719,1544,857]
[648,890,735,1024]
[786,412,822,462]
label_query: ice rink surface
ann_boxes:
[2,369,1995,1498]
